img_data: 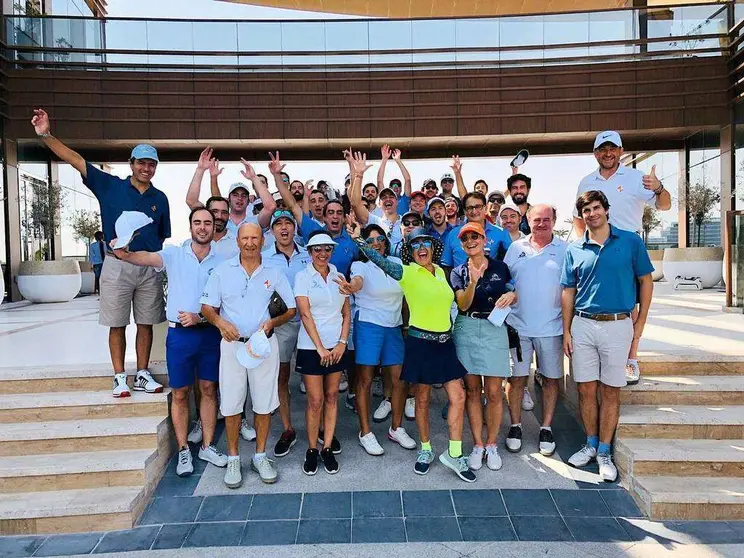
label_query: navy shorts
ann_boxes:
[165,326,221,389]
[295,349,349,376]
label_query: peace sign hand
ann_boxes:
[467,258,487,285]
[267,151,285,176]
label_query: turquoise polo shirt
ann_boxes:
[560,225,653,314]
[441,221,511,267]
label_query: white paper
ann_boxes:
[487,305,511,327]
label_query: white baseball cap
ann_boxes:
[236,329,272,369]
[593,131,622,150]
[440,172,454,183]
[499,202,520,218]
[306,232,338,248]
[112,211,153,249]
[229,182,250,195]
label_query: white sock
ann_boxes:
[253,452,266,463]
[541,426,552,432]
[228,455,240,463]
[511,423,522,428]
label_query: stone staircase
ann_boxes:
[615,358,744,520]
[0,364,173,535]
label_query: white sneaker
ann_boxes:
[251,454,278,484]
[224,457,242,488]
[485,445,502,471]
[625,360,641,385]
[358,432,384,456]
[339,372,349,393]
[176,447,193,477]
[198,444,228,467]
[240,419,257,441]
[373,399,392,422]
[468,446,484,470]
[133,369,164,394]
[299,380,306,394]
[404,397,415,420]
[568,444,598,468]
[187,419,203,444]
[521,388,534,411]
[112,373,130,398]
[598,453,618,482]
[388,426,416,450]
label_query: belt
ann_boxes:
[237,330,274,343]
[575,311,630,322]
[458,311,490,319]
[407,326,451,343]
[168,321,214,329]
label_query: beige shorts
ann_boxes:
[570,316,633,388]
[219,335,280,416]
[511,335,565,380]
[274,320,300,364]
[99,257,165,327]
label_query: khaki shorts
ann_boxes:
[274,320,300,364]
[99,257,165,327]
[510,335,564,380]
[219,335,280,416]
[570,316,633,388]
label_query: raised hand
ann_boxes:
[467,258,487,285]
[197,147,213,171]
[31,108,51,136]
[642,165,661,192]
[351,151,373,176]
[209,157,223,178]
[451,155,463,174]
[342,147,353,162]
[267,151,285,176]
[381,144,392,160]
[304,179,315,197]
[240,158,259,183]
[345,214,360,239]
[392,148,402,161]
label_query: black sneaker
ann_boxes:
[274,429,297,458]
[505,425,523,453]
[321,448,339,474]
[318,431,342,455]
[539,428,556,456]
[345,393,357,413]
[303,448,319,476]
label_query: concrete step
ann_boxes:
[0,363,168,394]
[640,358,744,376]
[616,438,744,478]
[0,390,170,423]
[0,449,157,493]
[0,486,147,535]
[0,416,169,456]
[630,475,744,520]
[621,376,744,406]
[617,405,744,440]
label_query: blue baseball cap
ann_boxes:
[130,144,159,162]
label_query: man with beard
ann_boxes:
[376,144,413,215]
[506,174,533,235]
[426,197,454,243]
[363,182,380,215]
[573,131,671,385]
[440,172,455,199]
[422,178,439,200]
[487,191,505,225]
[31,108,167,398]
[112,208,228,477]
[289,179,305,204]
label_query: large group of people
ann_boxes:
[32,107,671,488]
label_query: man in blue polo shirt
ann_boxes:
[560,190,653,483]
[32,108,169,398]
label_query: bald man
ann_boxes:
[201,223,296,488]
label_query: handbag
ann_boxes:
[506,324,522,362]
[268,291,288,319]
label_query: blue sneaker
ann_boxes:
[414,448,435,475]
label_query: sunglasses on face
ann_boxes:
[489,197,504,204]
[461,232,483,242]
[402,219,421,227]
[465,203,485,212]
[365,235,387,245]
[410,240,433,250]
[423,184,437,190]
[311,246,333,254]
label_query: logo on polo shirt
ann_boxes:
[617,185,623,192]
[263,279,271,290]
[151,205,157,212]
[518,252,526,258]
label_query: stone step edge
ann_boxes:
[0,449,158,478]
[0,486,147,520]
[618,405,744,425]
[616,438,744,461]
[0,362,167,382]
[0,390,170,410]
[631,475,744,505]
[0,416,170,442]
[625,376,744,392]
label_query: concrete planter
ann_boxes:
[662,247,724,289]
[17,260,82,303]
[78,261,95,294]
[648,249,664,282]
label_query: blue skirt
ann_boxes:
[401,332,467,385]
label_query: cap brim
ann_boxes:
[112,233,133,250]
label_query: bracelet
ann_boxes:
[339,338,347,344]
[37,132,51,139]
[653,184,664,195]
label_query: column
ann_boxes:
[3,139,22,301]
[677,147,688,249]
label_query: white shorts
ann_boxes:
[570,316,633,388]
[219,335,280,416]
[275,320,300,364]
[510,335,564,380]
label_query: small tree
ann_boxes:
[680,178,721,247]
[22,175,64,261]
[641,206,662,246]
[69,209,100,247]
[554,228,570,240]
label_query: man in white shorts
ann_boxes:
[503,204,568,457]
[561,190,653,482]
[200,223,296,488]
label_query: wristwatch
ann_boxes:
[197,312,207,323]
[653,182,665,195]
[37,132,51,139]
[339,338,348,344]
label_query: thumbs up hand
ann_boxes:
[642,164,661,192]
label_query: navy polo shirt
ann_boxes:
[300,218,359,278]
[560,225,653,314]
[83,162,171,253]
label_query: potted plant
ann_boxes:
[69,209,101,294]
[642,206,664,281]
[662,178,723,288]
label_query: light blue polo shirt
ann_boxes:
[441,221,512,267]
[560,225,653,314]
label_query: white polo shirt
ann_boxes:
[503,235,568,338]
[293,262,348,350]
[368,212,404,248]
[212,230,239,259]
[226,214,259,235]
[200,256,295,337]
[575,166,655,233]
[350,257,404,328]
[158,242,224,323]
[262,242,312,323]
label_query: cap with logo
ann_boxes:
[130,144,159,162]
[410,190,427,200]
[593,130,622,150]
[426,196,446,210]
[229,182,250,195]
[440,172,454,183]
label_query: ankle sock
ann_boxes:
[227,455,240,463]
[598,442,611,456]
[421,441,432,452]
[587,435,599,449]
[541,426,552,432]
[511,423,522,428]
[448,440,462,458]
[253,452,266,463]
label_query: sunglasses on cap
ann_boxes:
[311,245,334,254]
[402,219,421,227]
[460,232,483,242]
[365,235,387,245]
[272,209,293,218]
[410,240,433,250]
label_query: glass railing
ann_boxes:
[3,3,729,72]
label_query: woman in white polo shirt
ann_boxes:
[294,230,351,476]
